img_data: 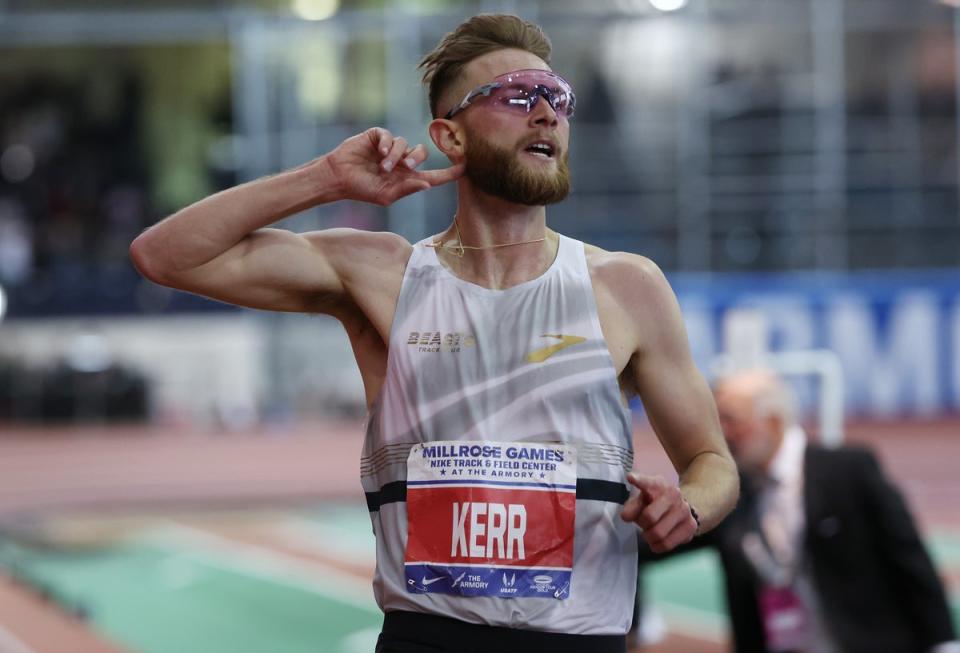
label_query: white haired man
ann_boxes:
[638,369,957,653]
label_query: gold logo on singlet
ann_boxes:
[526,334,587,363]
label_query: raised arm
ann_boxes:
[604,255,739,552]
[129,128,464,314]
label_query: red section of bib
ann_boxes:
[406,485,575,568]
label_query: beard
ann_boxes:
[463,132,571,206]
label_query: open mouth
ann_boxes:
[523,141,556,159]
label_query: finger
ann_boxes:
[626,472,666,497]
[402,144,429,169]
[636,492,674,532]
[382,137,409,172]
[625,473,662,512]
[645,513,696,553]
[642,491,699,551]
[367,127,393,156]
[641,504,686,549]
[619,493,649,524]
[621,472,661,524]
[415,162,465,187]
[665,516,698,550]
[640,495,690,542]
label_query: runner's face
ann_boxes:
[449,49,571,205]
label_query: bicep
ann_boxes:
[153,227,345,313]
[637,353,722,473]
[630,274,725,472]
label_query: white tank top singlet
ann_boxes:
[361,234,638,635]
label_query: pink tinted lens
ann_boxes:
[489,71,576,117]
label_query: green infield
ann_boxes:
[0,507,956,653]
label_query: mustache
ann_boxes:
[518,136,562,158]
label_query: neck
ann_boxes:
[431,186,557,290]
[453,183,548,244]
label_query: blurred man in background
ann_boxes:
[638,369,957,653]
[130,12,738,653]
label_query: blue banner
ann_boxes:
[666,269,960,417]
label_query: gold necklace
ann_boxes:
[424,216,546,258]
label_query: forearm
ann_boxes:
[678,450,739,534]
[131,156,340,277]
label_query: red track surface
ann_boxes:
[0,574,128,653]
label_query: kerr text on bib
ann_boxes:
[404,440,577,600]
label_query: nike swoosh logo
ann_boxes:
[421,576,444,586]
[526,334,587,363]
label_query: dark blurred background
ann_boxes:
[0,0,957,425]
[0,4,957,653]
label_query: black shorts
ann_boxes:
[375,610,627,653]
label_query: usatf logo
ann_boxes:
[408,331,476,353]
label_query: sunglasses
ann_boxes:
[443,69,576,120]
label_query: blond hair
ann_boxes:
[419,14,552,118]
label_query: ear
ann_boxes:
[428,118,466,161]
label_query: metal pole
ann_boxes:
[811,0,848,269]
[230,14,273,183]
[955,5,960,225]
[230,14,289,422]
[676,3,712,271]
[385,2,428,242]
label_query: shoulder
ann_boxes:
[584,245,672,300]
[806,444,884,481]
[807,443,878,464]
[583,244,679,321]
[304,228,412,276]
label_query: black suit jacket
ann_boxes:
[640,445,956,653]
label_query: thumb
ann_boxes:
[416,162,465,188]
[393,178,432,200]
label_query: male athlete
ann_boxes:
[131,14,738,653]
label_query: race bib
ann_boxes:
[404,440,577,600]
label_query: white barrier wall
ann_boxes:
[0,313,364,425]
